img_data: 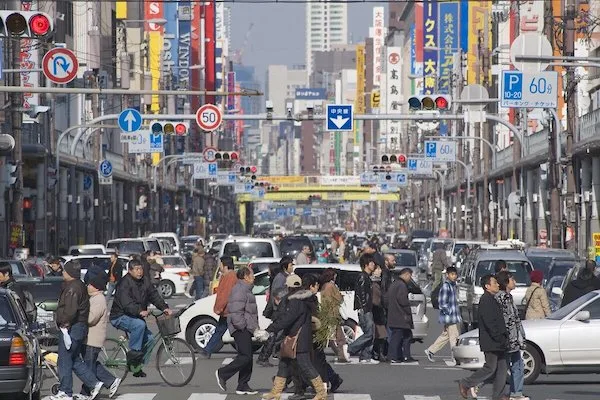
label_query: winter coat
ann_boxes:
[495,291,525,353]
[84,261,107,285]
[56,279,90,328]
[477,291,508,352]
[524,283,551,320]
[86,291,108,348]
[266,289,314,354]
[203,253,218,281]
[213,270,238,316]
[108,259,124,283]
[271,271,289,303]
[561,276,600,307]
[295,252,310,265]
[385,279,413,329]
[431,248,450,272]
[438,279,461,325]
[354,271,373,312]
[371,279,387,326]
[191,253,205,277]
[315,282,343,346]
[110,273,168,320]
[227,281,259,335]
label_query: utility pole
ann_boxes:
[90,73,102,245]
[9,20,24,239]
[481,28,491,243]
[564,0,578,251]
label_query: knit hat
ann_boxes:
[64,261,81,279]
[89,272,109,291]
[286,274,302,288]
[530,270,544,284]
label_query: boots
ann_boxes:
[262,376,287,400]
[310,376,327,400]
[379,340,389,363]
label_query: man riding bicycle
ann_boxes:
[110,259,172,377]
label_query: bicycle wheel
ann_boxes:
[156,337,196,387]
[100,338,129,382]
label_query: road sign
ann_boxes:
[216,171,237,186]
[510,32,553,73]
[407,158,433,175]
[42,47,78,84]
[118,109,142,133]
[425,141,457,162]
[326,104,353,131]
[501,70,558,108]
[193,163,208,179]
[196,104,222,132]
[98,159,113,178]
[207,162,218,177]
[128,131,152,153]
[83,175,92,191]
[360,172,379,186]
[149,133,164,152]
[203,146,218,162]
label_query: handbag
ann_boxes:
[519,287,539,320]
[280,327,302,359]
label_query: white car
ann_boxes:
[452,290,600,384]
[158,255,191,299]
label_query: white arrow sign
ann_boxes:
[329,115,350,129]
[124,112,136,131]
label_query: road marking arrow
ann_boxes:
[124,111,136,131]
[329,115,349,129]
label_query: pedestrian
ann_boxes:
[561,264,600,306]
[318,268,349,363]
[347,253,378,364]
[424,266,461,363]
[295,245,312,265]
[80,272,121,399]
[262,274,327,400]
[257,274,290,367]
[370,266,388,362]
[52,260,104,400]
[202,256,238,359]
[191,247,206,300]
[203,249,218,297]
[215,267,259,395]
[431,243,450,289]
[271,256,294,301]
[47,257,64,276]
[524,270,551,320]
[458,274,508,400]
[107,252,124,299]
[495,271,528,400]
[83,258,107,285]
[386,268,415,363]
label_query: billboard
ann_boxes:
[372,7,385,88]
[466,1,491,85]
[145,0,164,112]
[438,2,459,95]
[423,0,438,94]
[386,48,402,150]
[295,88,327,100]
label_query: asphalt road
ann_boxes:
[40,295,600,400]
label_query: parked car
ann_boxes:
[181,235,204,253]
[453,290,600,384]
[525,247,578,280]
[0,288,44,400]
[218,237,280,266]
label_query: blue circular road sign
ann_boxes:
[118,108,142,133]
[99,159,113,178]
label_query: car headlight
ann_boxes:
[458,337,479,346]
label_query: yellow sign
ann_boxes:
[261,176,306,184]
[148,31,162,112]
[355,44,366,114]
[116,1,127,19]
[370,91,380,109]
[466,2,492,84]
[593,233,600,261]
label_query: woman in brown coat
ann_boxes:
[524,270,551,320]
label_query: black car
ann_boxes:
[279,235,315,259]
[0,288,43,400]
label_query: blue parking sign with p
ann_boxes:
[208,163,217,176]
[150,133,163,151]
[408,159,417,171]
[426,142,437,158]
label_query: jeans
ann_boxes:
[347,310,374,361]
[218,329,253,390]
[58,322,100,396]
[461,351,507,400]
[107,282,117,299]
[194,277,205,300]
[389,328,412,361]
[204,316,228,354]
[80,345,117,395]
[111,315,154,352]
[508,350,525,396]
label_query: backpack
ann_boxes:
[431,282,443,310]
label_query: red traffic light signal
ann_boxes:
[215,151,239,161]
[239,165,257,175]
[407,95,451,111]
[0,11,53,38]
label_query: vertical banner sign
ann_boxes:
[227,71,236,137]
[386,48,402,150]
[467,1,491,85]
[372,7,385,88]
[410,24,417,95]
[460,0,469,55]
[20,0,39,123]
[145,0,164,112]
[176,1,192,154]
[354,44,366,173]
[215,1,226,109]
[423,0,438,95]
[438,2,459,95]
[190,3,202,152]
[414,4,424,95]
[163,0,178,87]
[204,0,216,105]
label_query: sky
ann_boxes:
[229,2,386,85]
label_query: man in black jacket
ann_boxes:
[110,259,172,377]
[459,274,509,400]
[386,268,415,363]
[348,253,378,364]
[55,260,104,400]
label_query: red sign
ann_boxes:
[388,52,400,64]
[42,48,79,84]
[196,104,222,132]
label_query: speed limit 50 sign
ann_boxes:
[196,104,223,132]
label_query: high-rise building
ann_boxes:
[265,65,307,116]
[305,0,348,76]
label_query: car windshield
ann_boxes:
[108,241,145,255]
[155,236,176,248]
[223,241,274,260]
[475,260,532,286]
[392,252,417,266]
[547,291,597,320]
[432,240,453,251]
[162,257,186,268]
[147,240,161,253]
[248,262,278,274]
[409,241,424,253]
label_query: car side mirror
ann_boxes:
[574,310,590,322]
[552,287,563,296]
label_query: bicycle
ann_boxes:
[100,308,196,387]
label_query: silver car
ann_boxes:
[453,290,600,384]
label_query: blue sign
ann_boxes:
[257,188,265,199]
[326,104,353,131]
[149,133,163,151]
[83,175,92,191]
[245,183,254,193]
[118,109,142,133]
[295,88,327,100]
[303,208,311,216]
[396,173,407,185]
[228,172,236,184]
[98,159,113,178]
[408,159,418,171]
[288,207,296,216]
[208,162,217,176]
[276,208,286,218]
[501,70,558,108]
[425,142,437,158]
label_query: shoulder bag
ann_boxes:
[519,287,539,320]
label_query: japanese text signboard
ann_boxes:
[423,0,438,94]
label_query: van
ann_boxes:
[149,232,181,254]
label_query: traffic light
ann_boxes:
[266,185,279,192]
[380,153,407,167]
[0,11,53,38]
[407,95,451,111]
[372,165,392,173]
[6,161,17,185]
[150,121,189,136]
[308,195,322,201]
[214,151,239,161]
[239,165,257,180]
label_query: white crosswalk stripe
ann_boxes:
[404,396,441,400]
[112,394,158,400]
